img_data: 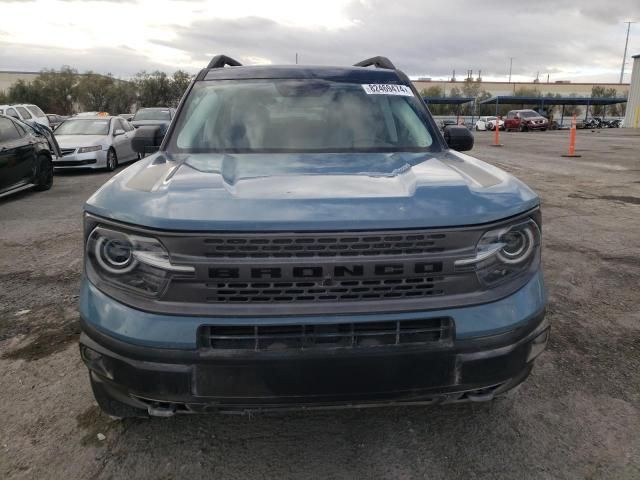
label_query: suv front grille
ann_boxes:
[199,317,453,351]
[200,232,449,258]
[203,276,446,303]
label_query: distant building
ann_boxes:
[0,71,40,93]
[411,79,630,98]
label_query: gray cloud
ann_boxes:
[2,0,640,81]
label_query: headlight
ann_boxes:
[78,145,102,153]
[455,218,541,287]
[86,226,194,297]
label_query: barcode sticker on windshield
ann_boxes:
[362,84,413,96]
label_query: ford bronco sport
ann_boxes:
[79,55,548,417]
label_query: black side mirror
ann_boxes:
[443,126,474,152]
[132,125,164,156]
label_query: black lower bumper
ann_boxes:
[80,311,548,414]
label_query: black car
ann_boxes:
[0,114,55,199]
[130,107,175,130]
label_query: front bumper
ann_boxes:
[53,150,107,169]
[80,273,548,414]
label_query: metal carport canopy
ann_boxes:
[422,97,476,119]
[422,96,475,105]
[479,95,628,121]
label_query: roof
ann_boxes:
[422,96,475,105]
[479,95,628,106]
[201,65,405,83]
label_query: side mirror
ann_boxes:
[131,125,164,156]
[114,129,125,136]
[443,126,474,152]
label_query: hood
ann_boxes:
[85,151,539,231]
[55,134,106,148]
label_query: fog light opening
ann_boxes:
[527,329,549,362]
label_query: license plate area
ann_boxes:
[194,352,454,399]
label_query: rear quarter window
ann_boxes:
[27,105,46,117]
[16,107,33,119]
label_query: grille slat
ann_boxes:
[203,276,446,303]
[200,317,453,351]
[199,232,450,258]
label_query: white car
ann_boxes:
[475,116,504,131]
[53,116,139,171]
[0,104,50,128]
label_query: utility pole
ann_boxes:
[620,22,635,83]
[508,57,513,83]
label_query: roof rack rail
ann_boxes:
[353,56,396,70]
[207,55,243,69]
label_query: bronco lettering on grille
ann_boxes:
[209,262,443,279]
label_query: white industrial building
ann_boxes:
[623,54,640,128]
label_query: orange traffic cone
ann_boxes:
[561,114,581,158]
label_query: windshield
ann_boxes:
[133,109,171,121]
[520,111,541,118]
[168,80,436,153]
[55,119,110,135]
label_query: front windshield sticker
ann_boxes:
[362,84,413,96]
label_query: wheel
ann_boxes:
[475,125,479,131]
[90,374,148,419]
[541,128,547,132]
[33,155,53,191]
[519,124,527,132]
[105,148,118,171]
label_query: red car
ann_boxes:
[504,109,548,132]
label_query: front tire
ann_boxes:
[33,155,53,191]
[106,148,118,171]
[519,124,527,132]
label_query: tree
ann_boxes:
[31,66,78,114]
[105,81,137,114]
[75,72,115,111]
[170,70,192,106]
[135,71,173,107]
[420,86,446,115]
[591,86,620,116]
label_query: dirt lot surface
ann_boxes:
[1,129,639,479]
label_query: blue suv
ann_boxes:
[79,56,548,417]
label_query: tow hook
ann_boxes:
[147,404,176,417]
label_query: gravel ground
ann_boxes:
[1,129,639,479]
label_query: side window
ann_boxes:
[122,119,133,131]
[27,105,45,117]
[16,107,33,119]
[113,118,124,132]
[0,117,22,142]
[12,121,27,137]
[6,108,20,119]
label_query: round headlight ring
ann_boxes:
[497,226,535,264]
[95,236,137,274]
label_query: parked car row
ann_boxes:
[0,104,50,128]
[0,105,177,199]
[475,116,504,131]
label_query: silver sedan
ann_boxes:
[53,116,139,170]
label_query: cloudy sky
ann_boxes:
[1,0,639,82]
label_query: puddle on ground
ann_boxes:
[568,193,640,206]
[1,318,80,361]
